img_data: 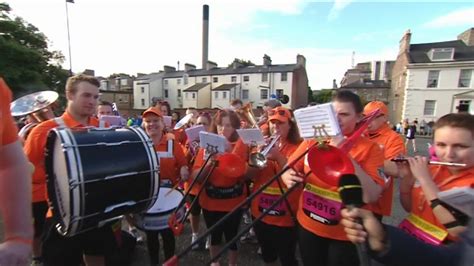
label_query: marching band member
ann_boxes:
[364,101,406,219]
[24,74,116,266]
[184,112,213,250]
[398,113,474,245]
[250,107,302,266]
[97,100,113,116]
[282,90,385,266]
[0,78,33,266]
[191,110,246,266]
[141,106,190,266]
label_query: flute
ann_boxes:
[391,158,466,167]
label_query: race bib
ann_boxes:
[399,213,448,246]
[258,187,286,216]
[302,183,342,225]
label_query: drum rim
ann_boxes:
[146,187,184,215]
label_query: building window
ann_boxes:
[164,80,168,85]
[177,79,181,85]
[459,69,472,88]
[276,89,284,98]
[458,100,471,112]
[202,77,207,83]
[164,89,168,98]
[423,100,436,116]
[260,89,268,100]
[141,87,145,93]
[192,92,196,99]
[281,72,288,81]
[223,91,227,99]
[427,70,440,88]
[213,77,218,83]
[242,89,249,99]
[231,76,237,82]
[177,89,181,97]
[141,98,145,106]
[183,75,188,85]
[262,73,268,82]
[243,76,249,82]
[429,48,454,61]
[121,78,127,86]
[215,91,218,99]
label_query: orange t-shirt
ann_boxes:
[197,140,248,212]
[291,137,384,241]
[24,112,101,203]
[154,135,188,186]
[368,124,406,216]
[408,166,474,241]
[0,78,18,146]
[250,141,301,227]
[173,127,188,146]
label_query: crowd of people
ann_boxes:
[1,74,473,266]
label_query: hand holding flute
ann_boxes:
[391,157,466,167]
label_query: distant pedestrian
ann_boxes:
[420,119,426,135]
[402,119,409,135]
[405,121,417,153]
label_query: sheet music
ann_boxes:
[185,125,205,143]
[236,128,265,145]
[199,131,227,158]
[438,187,474,217]
[99,115,123,127]
[293,103,341,139]
[163,116,172,128]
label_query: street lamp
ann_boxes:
[65,0,74,75]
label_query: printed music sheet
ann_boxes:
[293,103,342,139]
[236,128,265,145]
[199,131,227,158]
[438,187,474,217]
[185,125,205,143]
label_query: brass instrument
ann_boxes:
[236,103,258,128]
[11,90,58,140]
[248,135,280,168]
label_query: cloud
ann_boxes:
[423,7,474,28]
[328,0,354,21]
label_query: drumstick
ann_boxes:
[391,158,466,167]
[165,182,181,197]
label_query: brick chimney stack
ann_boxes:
[458,28,474,46]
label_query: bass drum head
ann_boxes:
[147,187,183,214]
[45,128,76,235]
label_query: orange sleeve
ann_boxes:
[232,138,248,161]
[385,134,406,159]
[173,140,188,168]
[359,143,385,186]
[24,122,54,180]
[192,149,205,170]
[287,140,311,173]
[0,79,18,146]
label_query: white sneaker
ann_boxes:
[191,233,199,250]
[205,236,211,250]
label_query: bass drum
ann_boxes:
[45,126,160,237]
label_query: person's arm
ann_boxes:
[0,140,33,265]
[407,156,467,237]
[341,208,462,266]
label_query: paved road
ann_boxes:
[0,136,432,265]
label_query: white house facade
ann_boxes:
[132,54,308,111]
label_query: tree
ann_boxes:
[0,2,69,102]
[228,58,256,68]
[313,89,334,104]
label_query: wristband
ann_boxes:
[4,236,33,245]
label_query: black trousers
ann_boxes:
[145,228,175,265]
[253,219,298,266]
[298,224,359,266]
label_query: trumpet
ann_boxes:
[248,135,281,168]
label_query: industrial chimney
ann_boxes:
[202,5,209,70]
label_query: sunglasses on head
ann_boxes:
[268,109,288,117]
